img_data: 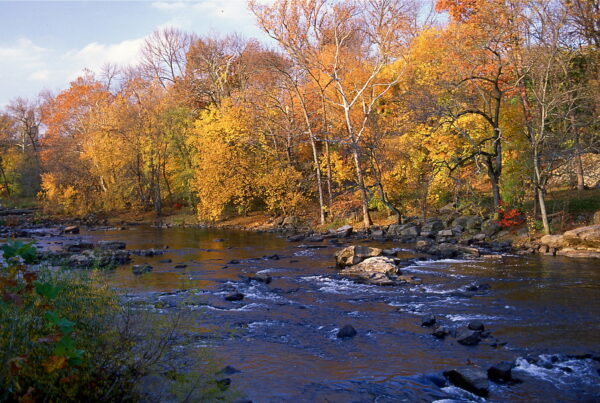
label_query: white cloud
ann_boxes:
[63,37,145,79]
[152,1,188,10]
[0,37,46,59]
[0,36,146,107]
[29,69,50,81]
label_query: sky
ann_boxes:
[0,0,272,107]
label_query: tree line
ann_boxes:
[0,0,598,234]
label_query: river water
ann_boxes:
[84,226,600,402]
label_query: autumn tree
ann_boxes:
[511,0,589,233]
[427,0,529,210]
[141,27,195,88]
[251,0,418,227]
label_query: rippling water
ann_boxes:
[82,226,600,402]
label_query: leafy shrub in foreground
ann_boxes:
[0,240,235,402]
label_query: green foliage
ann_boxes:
[1,240,37,264]
[0,241,234,402]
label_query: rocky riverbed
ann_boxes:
[2,221,600,401]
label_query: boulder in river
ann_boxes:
[63,225,79,234]
[339,256,400,285]
[456,330,482,346]
[487,361,516,383]
[443,366,489,397]
[421,316,436,327]
[243,273,272,284]
[336,325,357,338]
[225,292,244,301]
[468,321,485,331]
[65,241,94,253]
[426,243,480,259]
[335,245,382,268]
[431,327,449,339]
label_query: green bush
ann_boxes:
[0,241,235,402]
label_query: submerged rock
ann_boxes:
[132,249,165,257]
[216,365,241,376]
[68,249,131,268]
[97,240,126,250]
[132,264,153,275]
[336,325,357,338]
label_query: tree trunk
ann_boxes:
[370,152,401,224]
[570,104,585,191]
[574,132,585,191]
[484,152,502,211]
[351,145,372,228]
[537,186,550,235]
[533,149,550,235]
[295,86,325,225]
[325,141,333,209]
[310,137,326,225]
[0,157,11,198]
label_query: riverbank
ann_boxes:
[3,199,600,265]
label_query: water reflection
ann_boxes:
[83,226,600,402]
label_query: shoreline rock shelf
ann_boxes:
[538,225,600,259]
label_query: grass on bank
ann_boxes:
[0,240,236,402]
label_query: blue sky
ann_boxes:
[0,1,271,107]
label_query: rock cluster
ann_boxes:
[334,245,422,285]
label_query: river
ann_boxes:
[83,226,599,402]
